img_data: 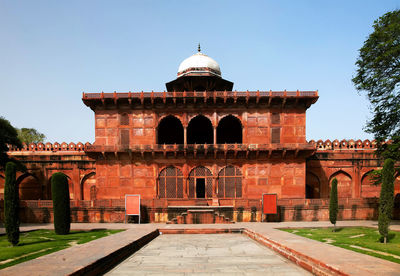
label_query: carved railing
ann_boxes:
[82,90,319,100]
[308,139,378,150]
[7,142,92,152]
[84,143,315,152]
[8,140,381,152]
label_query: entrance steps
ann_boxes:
[167,209,234,224]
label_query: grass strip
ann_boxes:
[0,229,124,269]
[280,226,400,264]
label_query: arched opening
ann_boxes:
[361,170,379,198]
[17,173,41,200]
[306,172,320,199]
[80,172,96,200]
[188,166,213,198]
[158,166,183,198]
[157,115,184,144]
[329,170,352,198]
[217,115,242,144]
[217,166,242,198]
[187,115,213,144]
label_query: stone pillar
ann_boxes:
[183,164,188,198]
[184,127,187,146]
[213,127,217,145]
[353,163,361,198]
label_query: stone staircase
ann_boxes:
[167,209,234,224]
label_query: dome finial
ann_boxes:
[198,43,201,52]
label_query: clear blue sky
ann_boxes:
[1,0,399,143]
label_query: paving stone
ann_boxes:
[105,234,310,275]
[1,221,400,275]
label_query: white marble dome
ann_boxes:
[177,51,221,77]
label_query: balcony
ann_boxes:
[85,143,316,160]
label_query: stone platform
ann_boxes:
[1,221,400,275]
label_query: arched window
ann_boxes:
[158,166,183,198]
[218,166,242,198]
[187,115,213,144]
[217,115,243,144]
[157,115,184,144]
[188,166,213,198]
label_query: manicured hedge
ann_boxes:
[51,172,70,235]
[329,177,338,231]
[4,162,20,246]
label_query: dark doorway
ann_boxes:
[217,115,242,144]
[157,115,184,144]
[187,115,213,144]
[196,178,205,198]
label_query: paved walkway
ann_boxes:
[0,221,400,275]
[106,234,311,275]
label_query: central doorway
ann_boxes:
[196,178,205,198]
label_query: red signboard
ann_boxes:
[262,193,277,214]
[125,194,140,223]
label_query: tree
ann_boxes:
[378,158,395,243]
[51,172,70,235]
[4,162,20,246]
[329,178,338,232]
[17,128,46,145]
[0,117,22,169]
[352,10,400,160]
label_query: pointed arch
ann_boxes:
[157,115,184,144]
[16,173,41,200]
[217,165,242,198]
[158,166,183,198]
[80,171,96,200]
[361,170,380,198]
[306,171,320,199]
[188,166,213,198]
[187,115,213,144]
[217,115,243,144]
[329,170,352,198]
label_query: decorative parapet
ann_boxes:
[7,142,92,152]
[83,90,318,99]
[82,90,319,109]
[308,139,377,150]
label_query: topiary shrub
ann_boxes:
[51,172,70,235]
[329,177,338,232]
[4,161,20,246]
[379,158,395,243]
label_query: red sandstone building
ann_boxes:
[1,49,399,223]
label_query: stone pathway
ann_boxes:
[1,221,400,275]
[106,234,311,276]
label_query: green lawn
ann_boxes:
[280,226,400,264]
[0,229,124,269]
